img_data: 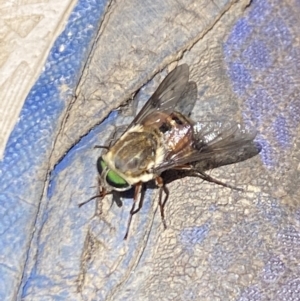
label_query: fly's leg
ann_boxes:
[112,192,123,208]
[156,177,169,230]
[131,183,146,215]
[172,165,243,191]
[195,170,243,192]
[124,182,144,240]
[79,178,110,208]
[79,177,115,231]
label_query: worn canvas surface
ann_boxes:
[1,0,300,300]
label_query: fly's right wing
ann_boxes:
[153,120,261,174]
[191,121,261,171]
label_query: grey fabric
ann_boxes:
[2,0,300,300]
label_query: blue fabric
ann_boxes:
[1,0,300,300]
[0,0,108,299]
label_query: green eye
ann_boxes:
[97,157,107,175]
[106,170,130,189]
[97,157,130,191]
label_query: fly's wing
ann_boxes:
[174,81,197,117]
[194,140,262,171]
[191,121,261,171]
[153,120,261,174]
[130,64,190,126]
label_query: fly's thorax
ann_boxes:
[102,125,165,185]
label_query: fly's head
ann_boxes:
[97,125,165,192]
[96,156,131,192]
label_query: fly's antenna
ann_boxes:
[94,145,109,150]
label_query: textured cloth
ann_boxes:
[1,0,300,300]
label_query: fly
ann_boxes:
[81,64,261,239]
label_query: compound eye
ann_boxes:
[106,170,131,190]
[97,157,107,175]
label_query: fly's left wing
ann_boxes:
[174,81,197,117]
[130,64,191,126]
[153,120,261,174]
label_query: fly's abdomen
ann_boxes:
[163,112,194,153]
